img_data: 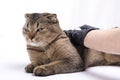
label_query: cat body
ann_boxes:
[83,48,120,67]
[23,13,84,76]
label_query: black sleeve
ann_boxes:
[64,25,99,47]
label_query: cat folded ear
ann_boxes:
[25,13,31,18]
[47,14,58,23]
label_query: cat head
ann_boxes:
[22,13,62,47]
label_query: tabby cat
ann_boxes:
[22,13,84,76]
[23,13,120,76]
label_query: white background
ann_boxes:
[0,0,120,80]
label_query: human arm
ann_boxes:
[65,25,120,55]
[84,28,120,54]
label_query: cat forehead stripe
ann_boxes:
[29,13,51,24]
[29,13,40,23]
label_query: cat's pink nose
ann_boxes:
[29,33,35,40]
[29,36,34,40]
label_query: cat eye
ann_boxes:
[40,28,44,31]
[37,23,39,28]
[24,28,29,32]
[36,28,44,32]
[27,23,29,28]
[36,28,40,32]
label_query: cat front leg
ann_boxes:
[33,59,82,76]
[25,62,41,73]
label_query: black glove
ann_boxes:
[64,25,99,47]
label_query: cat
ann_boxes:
[23,12,120,76]
[22,13,84,76]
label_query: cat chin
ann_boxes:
[28,42,46,47]
[29,43,39,47]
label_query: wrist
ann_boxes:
[84,30,99,47]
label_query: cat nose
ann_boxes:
[29,36,34,40]
[29,34,35,40]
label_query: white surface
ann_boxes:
[1,0,120,80]
[1,35,120,80]
[1,39,120,80]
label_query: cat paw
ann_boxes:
[25,64,36,73]
[33,66,50,76]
